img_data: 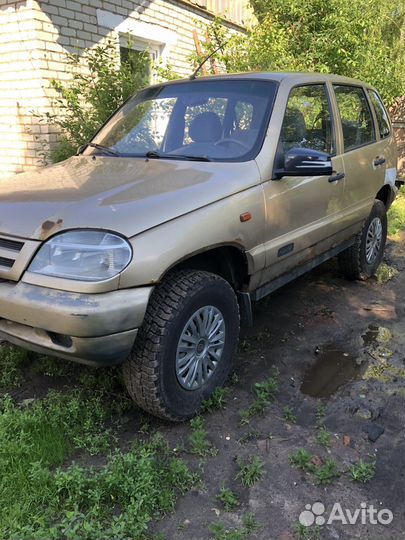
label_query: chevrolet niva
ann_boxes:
[0,73,398,420]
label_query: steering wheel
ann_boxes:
[215,138,250,150]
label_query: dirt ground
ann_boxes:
[148,233,405,540]
[7,233,405,540]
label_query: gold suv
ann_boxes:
[0,73,398,420]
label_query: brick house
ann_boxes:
[0,0,252,178]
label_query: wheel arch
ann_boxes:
[160,244,250,290]
[376,184,395,210]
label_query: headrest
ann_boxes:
[189,112,222,143]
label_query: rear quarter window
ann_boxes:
[368,90,391,139]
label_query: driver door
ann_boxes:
[261,83,346,283]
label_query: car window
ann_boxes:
[280,84,334,154]
[91,79,278,162]
[333,85,376,151]
[368,90,391,139]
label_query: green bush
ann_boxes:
[45,38,150,162]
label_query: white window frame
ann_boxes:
[97,9,177,76]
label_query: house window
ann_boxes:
[120,46,150,79]
[119,38,161,82]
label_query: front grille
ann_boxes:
[0,238,24,251]
[0,257,14,268]
[0,234,26,274]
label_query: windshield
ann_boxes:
[85,79,278,162]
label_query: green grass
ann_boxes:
[0,344,29,390]
[315,404,326,427]
[294,523,321,540]
[237,428,261,444]
[289,449,315,473]
[289,449,340,484]
[316,427,332,448]
[314,458,340,485]
[189,416,217,457]
[202,387,231,413]
[388,185,405,237]
[32,353,77,377]
[350,460,376,483]
[0,390,109,536]
[216,485,239,510]
[209,514,259,540]
[239,373,279,424]
[0,391,195,539]
[235,455,264,487]
[375,262,399,283]
[283,405,297,423]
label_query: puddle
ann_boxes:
[362,325,392,347]
[300,346,364,398]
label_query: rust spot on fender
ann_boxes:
[37,218,64,240]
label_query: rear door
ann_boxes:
[367,89,397,188]
[332,84,383,225]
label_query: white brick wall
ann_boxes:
[0,0,246,178]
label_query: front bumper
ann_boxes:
[0,281,153,366]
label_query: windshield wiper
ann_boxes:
[145,150,211,162]
[87,143,121,157]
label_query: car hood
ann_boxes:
[0,156,260,240]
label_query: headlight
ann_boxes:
[29,230,132,281]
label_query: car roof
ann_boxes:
[159,71,374,90]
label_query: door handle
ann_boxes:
[374,157,386,167]
[328,172,345,183]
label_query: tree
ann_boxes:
[192,1,405,105]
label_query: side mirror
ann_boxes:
[275,147,333,178]
[76,144,87,156]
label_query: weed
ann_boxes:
[375,263,399,283]
[0,391,124,538]
[242,513,260,533]
[236,455,264,487]
[350,460,376,483]
[0,344,28,390]
[15,434,194,539]
[239,339,255,353]
[32,354,76,377]
[239,399,267,424]
[314,458,340,485]
[294,523,321,539]
[315,404,326,427]
[189,416,217,457]
[209,522,245,540]
[202,387,231,413]
[230,373,240,385]
[239,374,279,424]
[209,514,259,540]
[237,429,261,444]
[316,427,332,448]
[216,485,239,510]
[363,362,405,383]
[254,376,279,401]
[289,449,315,473]
[283,405,297,423]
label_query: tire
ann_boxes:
[123,270,240,421]
[338,200,387,280]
